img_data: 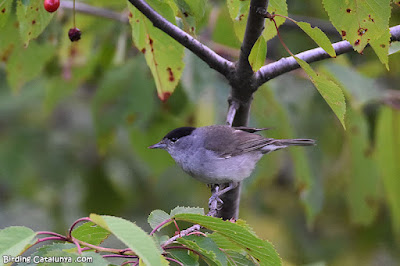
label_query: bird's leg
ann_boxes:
[208,182,238,211]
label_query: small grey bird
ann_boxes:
[149,125,315,201]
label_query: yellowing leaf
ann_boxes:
[322,0,390,66]
[295,57,346,129]
[128,0,184,102]
[297,21,336,57]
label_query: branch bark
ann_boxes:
[255,25,400,87]
[127,0,235,77]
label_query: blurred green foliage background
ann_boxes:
[1,0,400,265]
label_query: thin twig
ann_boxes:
[150,218,173,235]
[162,224,201,247]
[127,0,235,77]
[60,1,129,23]
[255,24,400,87]
[226,101,239,126]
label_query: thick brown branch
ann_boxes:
[127,0,235,77]
[255,25,400,87]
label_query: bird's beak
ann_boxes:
[148,140,167,149]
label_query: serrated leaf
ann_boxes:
[294,57,346,129]
[176,236,222,266]
[263,0,288,41]
[248,35,267,71]
[174,214,282,266]
[6,42,56,91]
[0,0,12,28]
[16,0,54,45]
[322,0,390,65]
[128,0,184,102]
[90,214,167,265]
[376,107,400,238]
[170,206,205,216]
[344,108,379,225]
[148,209,171,230]
[71,222,110,246]
[296,21,336,57]
[0,226,36,260]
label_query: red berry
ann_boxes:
[44,0,60,13]
[68,27,81,42]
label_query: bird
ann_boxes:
[148,125,315,204]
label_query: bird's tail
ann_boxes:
[261,138,316,154]
[278,138,316,146]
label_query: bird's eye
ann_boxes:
[171,137,178,142]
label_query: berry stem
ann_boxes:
[73,0,76,28]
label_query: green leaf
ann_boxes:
[173,0,207,34]
[227,0,249,41]
[322,0,390,66]
[296,21,336,57]
[344,108,379,225]
[263,0,288,41]
[0,226,36,260]
[128,0,185,101]
[170,206,205,216]
[6,42,56,91]
[174,214,282,266]
[376,107,400,238]
[225,250,257,265]
[294,57,346,129]
[370,29,391,69]
[71,222,110,246]
[208,232,242,252]
[16,0,54,45]
[167,248,200,266]
[176,236,224,266]
[212,6,241,49]
[148,209,171,230]
[0,0,12,28]
[90,214,167,265]
[248,35,267,71]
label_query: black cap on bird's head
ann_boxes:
[148,127,196,149]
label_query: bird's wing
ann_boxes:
[203,126,274,158]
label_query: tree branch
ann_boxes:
[255,25,400,87]
[127,0,235,77]
[217,0,269,221]
[60,1,129,24]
